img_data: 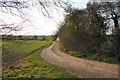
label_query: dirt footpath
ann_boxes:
[41,42,119,78]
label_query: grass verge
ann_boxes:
[59,44,118,64]
[2,40,73,78]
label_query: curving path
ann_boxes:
[41,42,119,78]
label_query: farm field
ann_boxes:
[2,40,72,78]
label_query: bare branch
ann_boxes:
[0,0,70,35]
[1,19,29,35]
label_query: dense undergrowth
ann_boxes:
[59,44,119,64]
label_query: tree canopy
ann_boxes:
[58,2,120,59]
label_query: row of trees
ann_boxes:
[58,2,120,58]
[2,35,46,41]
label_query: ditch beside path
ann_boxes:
[41,42,119,78]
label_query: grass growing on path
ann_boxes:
[3,40,72,78]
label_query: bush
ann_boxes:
[101,41,116,57]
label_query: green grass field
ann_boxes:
[3,40,51,64]
[2,40,72,78]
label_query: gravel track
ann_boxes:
[41,42,119,78]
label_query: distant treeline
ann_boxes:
[2,35,51,41]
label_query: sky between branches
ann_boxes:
[0,0,89,35]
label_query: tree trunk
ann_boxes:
[112,14,119,58]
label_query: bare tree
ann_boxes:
[0,0,70,17]
[1,19,29,35]
[96,2,120,57]
[0,0,70,35]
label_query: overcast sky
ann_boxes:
[1,0,89,36]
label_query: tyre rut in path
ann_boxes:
[41,42,119,78]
